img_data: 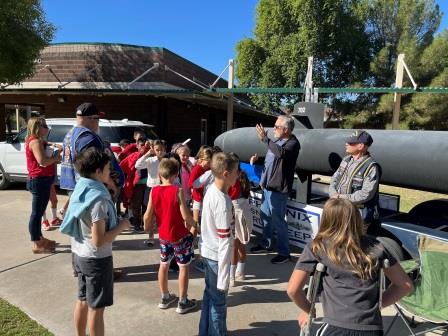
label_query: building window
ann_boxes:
[4,104,42,134]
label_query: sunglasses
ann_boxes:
[88,116,100,120]
[40,124,49,129]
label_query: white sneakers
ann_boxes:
[231,272,246,287]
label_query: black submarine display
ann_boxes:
[215,127,448,194]
[214,102,448,259]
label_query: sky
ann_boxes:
[42,0,447,79]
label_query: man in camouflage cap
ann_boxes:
[329,130,381,231]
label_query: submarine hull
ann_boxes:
[214,128,448,194]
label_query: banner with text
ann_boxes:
[249,191,322,248]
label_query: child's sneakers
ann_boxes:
[50,217,62,227]
[133,225,145,234]
[41,219,51,231]
[176,298,197,314]
[235,272,246,281]
[144,235,155,247]
[158,293,177,309]
[230,276,236,287]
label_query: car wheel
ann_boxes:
[377,236,405,262]
[0,164,11,190]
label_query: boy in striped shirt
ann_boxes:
[198,152,240,336]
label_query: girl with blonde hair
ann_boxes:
[287,198,413,335]
[25,117,61,253]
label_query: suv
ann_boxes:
[0,118,158,189]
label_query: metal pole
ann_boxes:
[128,63,159,88]
[304,57,313,102]
[227,59,234,131]
[392,54,405,130]
[300,263,326,336]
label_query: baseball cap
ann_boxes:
[346,130,373,146]
[76,102,106,117]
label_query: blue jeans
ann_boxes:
[199,258,228,336]
[27,176,54,241]
[260,189,290,256]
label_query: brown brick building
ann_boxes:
[0,43,274,151]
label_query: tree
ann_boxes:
[236,0,445,128]
[0,0,55,84]
[235,0,371,113]
[403,30,448,129]
[366,0,441,86]
[363,0,442,129]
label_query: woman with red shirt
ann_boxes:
[26,117,61,253]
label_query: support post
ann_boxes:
[227,59,234,131]
[295,172,312,204]
[304,57,313,102]
[392,54,405,130]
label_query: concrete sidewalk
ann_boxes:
[0,187,441,335]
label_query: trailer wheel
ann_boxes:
[376,236,405,262]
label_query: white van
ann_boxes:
[0,118,158,189]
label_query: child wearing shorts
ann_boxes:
[144,157,198,314]
[60,147,131,336]
[229,166,253,286]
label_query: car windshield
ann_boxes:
[47,125,73,143]
[99,126,158,144]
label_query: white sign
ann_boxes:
[249,191,323,248]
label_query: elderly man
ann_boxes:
[60,102,125,284]
[60,102,123,195]
[250,115,300,264]
[329,130,380,230]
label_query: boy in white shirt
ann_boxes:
[198,152,240,336]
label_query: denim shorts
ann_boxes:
[159,234,194,266]
[73,254,114,308]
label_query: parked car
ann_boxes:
[0,118,158,189]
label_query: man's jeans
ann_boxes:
[260,189,290,257]
[199,258,228,336]
[27,176,54,241]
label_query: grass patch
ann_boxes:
[0,298,53,336]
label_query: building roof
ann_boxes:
[1,43,269,116]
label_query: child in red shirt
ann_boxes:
[188,146,213,235]
[144,157,198,314]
